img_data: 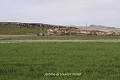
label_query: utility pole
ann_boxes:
[86,22,87,34]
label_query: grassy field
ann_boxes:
[1,35,120,40]
[0,26,49,35]
[0,42,120,80]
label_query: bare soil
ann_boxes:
[0,35,33,38]
[0,40,120,43]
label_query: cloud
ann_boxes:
[0,0,120,27]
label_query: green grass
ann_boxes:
[0,42,120,80]
[0,26,49,35]
[1,35,120,40]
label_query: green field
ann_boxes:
[1,35,120,40]
[0,42,120,80]
[0,26,49,35]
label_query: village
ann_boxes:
[38,28,120,36]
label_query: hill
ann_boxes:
[80,25,120,32]
[0,22,120,35]
[0,22,76,35]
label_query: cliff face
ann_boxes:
[0,22,54,28]
[0,22,78,28]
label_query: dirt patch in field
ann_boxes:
[0,35,34,39]
[0,40,120,43]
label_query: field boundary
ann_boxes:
[1,39,120,43]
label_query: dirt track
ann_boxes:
[0,40,120,43]
[0,35,33,38]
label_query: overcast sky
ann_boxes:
[0,0,120,27]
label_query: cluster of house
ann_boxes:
[38,28,120,36]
